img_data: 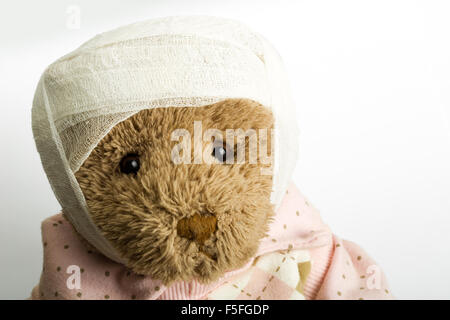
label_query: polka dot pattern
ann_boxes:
[325,237,393,300]
[31,184,392,300]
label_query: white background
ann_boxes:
[1,0,449,299]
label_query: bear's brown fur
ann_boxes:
[74,99,274,284]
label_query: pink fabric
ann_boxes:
[314,236,394,300]
[31,183,393,299]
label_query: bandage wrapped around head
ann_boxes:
[32,16,299,263]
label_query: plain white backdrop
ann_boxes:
[1,0,449,299]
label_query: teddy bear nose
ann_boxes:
[177,214,217,245]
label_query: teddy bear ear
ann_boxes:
[32,16,298,261]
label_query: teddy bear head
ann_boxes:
[32,16,298,287]
[74,99,274,283]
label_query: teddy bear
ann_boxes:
[30,16,392,300]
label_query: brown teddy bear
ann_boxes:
[30,16,392,300]
[75,99,274,283]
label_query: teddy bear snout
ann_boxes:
[176,214,217,245]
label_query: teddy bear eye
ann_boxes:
[211,142,230,163]
[119,153,140,174]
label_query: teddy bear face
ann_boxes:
[74,99,274,284]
